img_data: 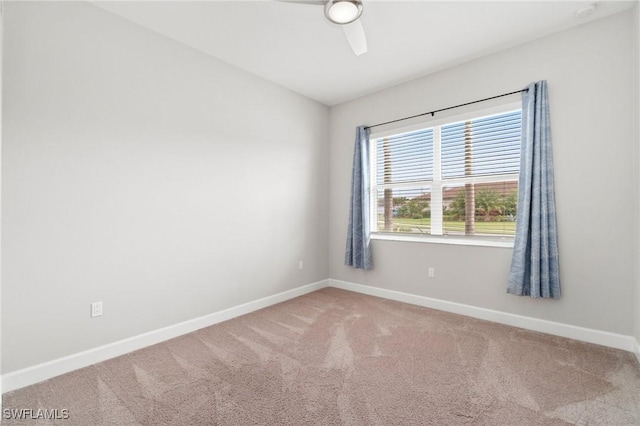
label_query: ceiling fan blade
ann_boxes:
[342,19,367,56]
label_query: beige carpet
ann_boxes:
[3,288,640,425]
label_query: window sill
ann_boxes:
[370,233,514,248]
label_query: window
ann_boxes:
[370,106,521,244]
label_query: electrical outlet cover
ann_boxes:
[91,301,103,317]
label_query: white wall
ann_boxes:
[2,2,329,373]
[330,10,636,336]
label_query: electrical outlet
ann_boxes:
[298,261,304,270]
[91,301,103,318]
[428,267,435,278]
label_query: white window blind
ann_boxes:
[371,109,521,240]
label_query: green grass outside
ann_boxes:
[378,217,516,235]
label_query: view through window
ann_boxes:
[371,109,521,240]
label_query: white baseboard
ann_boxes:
[329,279,638,353]
[4,278,637,393]
[2,279,328,393]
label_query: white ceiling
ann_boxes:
[93,1,636,106]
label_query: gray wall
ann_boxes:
[634,2,640,348]
[329,10,636,336]
[2,2,638,376]
[2,2,329,373]
[0,0,4,394]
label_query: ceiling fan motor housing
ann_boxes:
[324,0,363,25]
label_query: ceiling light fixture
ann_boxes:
[324,0,363,25]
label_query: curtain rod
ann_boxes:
[364,88,528,130]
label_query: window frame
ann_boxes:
[369,101,522,248]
